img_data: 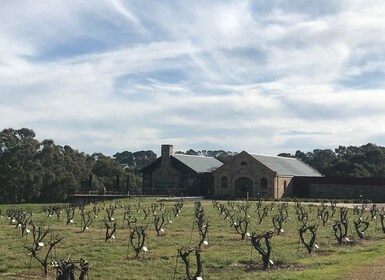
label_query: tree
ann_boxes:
[277,153,294,158]
[0,128,40,203]
[113,150,156,171]
[91,155,126,191]
[294,144,385,177]
[37,140,89,202]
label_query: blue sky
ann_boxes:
[2,0,385,156]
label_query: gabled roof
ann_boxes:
[172,154,223,173]
[250,154,322,177]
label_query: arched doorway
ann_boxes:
[235,177,253,198]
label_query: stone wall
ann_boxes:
[213,151,277,198]
[152,166,182,189]
[276,176,294,198]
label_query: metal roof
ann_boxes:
[172,154,223,173]
[250,154,323,177]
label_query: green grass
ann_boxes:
[0,199,384,279]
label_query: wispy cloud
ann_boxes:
[1,1,385,156]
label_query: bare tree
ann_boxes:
[142,208,151,220]
[105,222,117,242]
[178,247,203,280]
[105,203,116,222]
[172,202,183,217]
[333,220,348,245]
[353,217,369,239]
[272,214,287,235]
[65,207,75,226]
[370,204,377,221]
[250,231,273,270]
[232,216,249,240]
[124,210,137,228]
[93,205,101,218]
[80,212,93,232]
[24,223,63,275]
[257,205,270,225]
[129,225,147,257]
[299,223,318,254]
[296,206,308,224]
[153,213,166,236]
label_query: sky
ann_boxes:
[2,0,385,157]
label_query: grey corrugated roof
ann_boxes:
[250,154,323,177]
[172,154,223,173]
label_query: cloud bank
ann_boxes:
[1,0,385,156]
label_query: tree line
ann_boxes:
[278,143,385,177]
[0,128,147,203]
[1,127,385,203]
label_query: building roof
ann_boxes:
[250,154,323,177]
[172,154,223,173]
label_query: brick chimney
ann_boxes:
[161,144,173,167]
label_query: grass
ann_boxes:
[0,199,385,279]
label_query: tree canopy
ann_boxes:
[0,128,141,203]
[113,150,156,171]
[2,127,385,203]
[280,143,385,177]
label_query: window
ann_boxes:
[260,177,267,189]
[240,161,248,166]
[221,176,228,188]
[284,180,287,192]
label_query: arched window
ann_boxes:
[221,176,228,188]
[260,177,267,189]
[240,161,248,166]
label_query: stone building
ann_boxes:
[140,145,223,196]
[213,151,322,199]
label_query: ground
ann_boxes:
[339,257,385,280]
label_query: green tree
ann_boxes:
[0,128,40,203]
[91,154,126,191]
[113,150,156,171]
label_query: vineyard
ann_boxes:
[1,198,385,279]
